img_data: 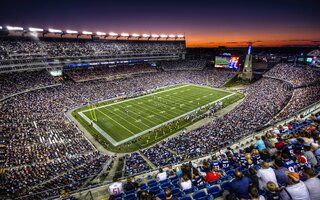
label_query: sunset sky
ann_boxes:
[1,0,319,47]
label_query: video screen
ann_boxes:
[215,56,239,69]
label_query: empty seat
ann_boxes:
[147,180,158,187]
[172,188,183,197]
[192,190,207,199]
[123,193,137,200]
[179,196,192,200]
[207,185,222,198]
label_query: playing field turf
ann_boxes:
[77,84,234,146]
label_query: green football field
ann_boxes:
[77,84,235,146]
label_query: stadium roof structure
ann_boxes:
[0,25,185,41]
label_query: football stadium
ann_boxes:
[1,1,320,200]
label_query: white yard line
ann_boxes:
[81,84,189,112]
[79,91,236,146]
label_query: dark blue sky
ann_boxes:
[1,0,319,47]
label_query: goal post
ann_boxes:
[89,104,97,122]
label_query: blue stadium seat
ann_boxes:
[156,192,166,200]
[208,180,218,186]
[147,180,158,187]
[220,181,231,191]
[192,190,207,199]
[172,188,183,197]
[207,185,223,198]
[182,187,196,195]
[139,183,147,190]
[149,186,162,194]
[196,195,213,200]
[123,193,137,200]
[172,180,180,188]
[196,183,209,190]
[179,196,192,200]
[160,182,173,190]
[159,179,169,185]
[125,189,136,195]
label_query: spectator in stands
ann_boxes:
[248,167,260,189]
[228,169,251,199]
[304,145,318,167]
[264,181,282,200]
[203,169,220,183]
[248,185,266,200]
[257,162,278,190]
[124,176,139,192]
[180,174,192,191]
[280,172,310,200]
[303,168,320,200]
[255,136,267,152]
[108,177,124,198]
[156,168,167,181]
[164,188,178,200]
[273,158,289,186]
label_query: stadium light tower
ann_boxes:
[120,33,129,37]
[0,26,2,30]
[66,30,78,34]
[109,32,118,37]
[82,31,93,35]
[48,28,62,33]
[177,34,184,38]
[28,27,44,32]
[6,26,24,31]
[142,34,150,38]
[96,31,106,36]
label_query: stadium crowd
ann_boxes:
[141,144,183,168]
[0,37,185,61]
[124,153,150,177]
[159,60,207,71]
[264,63,320,87]
[0,64,236,199]
[0,69,56,99]
[108,111,320,200]
[1,59,319,199]
[65,64,157,82]
[272,85,320,122]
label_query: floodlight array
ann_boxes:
[1,25,185,39]
[66,30,78,34]
[29,27,43,32]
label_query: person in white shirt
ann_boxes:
[180,174,192,191]
[156,168,168,181]
[257,162,278,190]
[303,168,320,200]
[280,172,310,200]
[108,177,124,197]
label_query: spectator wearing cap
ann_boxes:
[303,168,320,200]
[280,172,310,200]
[257,162,278,190]
[228,169,252,199]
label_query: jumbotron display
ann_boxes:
[215,55,239,69]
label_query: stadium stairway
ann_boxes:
[138,152,156,169]
[106,156,121,181]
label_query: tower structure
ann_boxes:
[240,44,253,81]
